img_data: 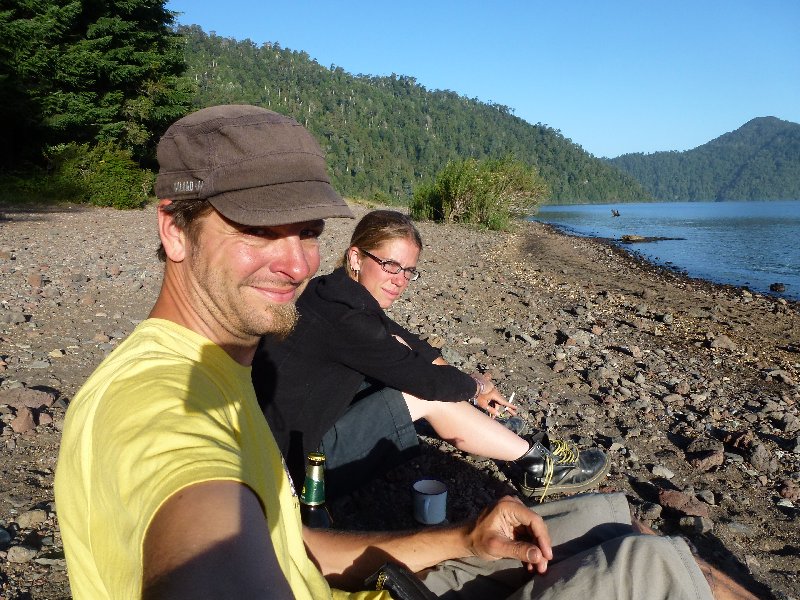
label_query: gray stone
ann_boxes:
[778,413,799,433]
[766,370,795,385]
[0,527,11,548]
[1,311,26,324]
[726,521,756,538]
[16,509,47,529]
[679,515,714,534]
[651,465,675,479]
[750,443,778,474]
[6,544,37,563]
[639,501,662,520]
[696,489,716,505]
[709,334,737,351]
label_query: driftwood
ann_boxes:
[619,234,685,243]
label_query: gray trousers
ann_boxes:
[320,384,419,499]
[421,493,713,600]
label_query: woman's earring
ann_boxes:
[354,269,360,282]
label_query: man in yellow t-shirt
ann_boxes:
[55,105,558,600]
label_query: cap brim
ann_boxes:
[207,181,354,226]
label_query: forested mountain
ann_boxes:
[178,26,651,204]
[607,117,800,201]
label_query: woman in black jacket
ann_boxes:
[253,210,607,500]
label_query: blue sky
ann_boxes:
[166,0,800,158]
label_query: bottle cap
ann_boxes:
[307,452,326,465]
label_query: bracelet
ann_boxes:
[469,375,485,405]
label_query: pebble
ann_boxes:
[778,479,800,501]
[696,489,716,505]
[709,334,737,351]
[6,544,37,563]
[726,522,757,537]
[658,489,710,517]
[639,502,662,520]
[651,465,675,479]
[16,509,47,529]
[679,515,714,534]
[10,407,36,433]
[750,444,778,474]
[0,527,11,547]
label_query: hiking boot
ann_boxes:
[496,415,528,436]
[511,432,609,501]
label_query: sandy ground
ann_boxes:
[0,202,798,599]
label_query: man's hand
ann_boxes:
[466,496,553,574]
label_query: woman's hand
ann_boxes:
[472,374,517,418]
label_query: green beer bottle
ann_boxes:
[299,452,333,528]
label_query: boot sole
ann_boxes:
[514,456,611,500]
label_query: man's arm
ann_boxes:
[303,496,552,590]
[142,481,294,599]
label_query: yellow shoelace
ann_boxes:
[537,438,579,502]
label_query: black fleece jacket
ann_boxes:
[252,267,476,479]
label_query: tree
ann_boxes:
[0,0,192,167]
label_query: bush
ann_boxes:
[47,143,154,209]
[0,167,81,205]
[410,157,549,230]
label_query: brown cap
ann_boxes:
[155,104,353,225]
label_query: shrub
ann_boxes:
[410,157,549,230]
[46,143,154,209]
[0,167,81,205]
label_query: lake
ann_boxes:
[530,200,800,301]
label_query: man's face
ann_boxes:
[185,209,323,343]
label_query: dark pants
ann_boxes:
[319,382,419,499]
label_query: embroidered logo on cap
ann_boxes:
[173,179,205,194]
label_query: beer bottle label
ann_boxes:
[300,477,325,506]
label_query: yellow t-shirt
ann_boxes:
[55,319,388,600]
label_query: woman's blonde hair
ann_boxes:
[340,210,423,277]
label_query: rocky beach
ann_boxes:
[0,201,798,599]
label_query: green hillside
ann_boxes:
[179,26,651,205]
[607,117,800,201]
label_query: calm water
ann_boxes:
[531,200,800,300]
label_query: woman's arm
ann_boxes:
[339,310,476,402]
[395,334,516,416]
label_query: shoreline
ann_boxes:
[535,219,800,304]
[0,203,797,599]
[551,221,800,306]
